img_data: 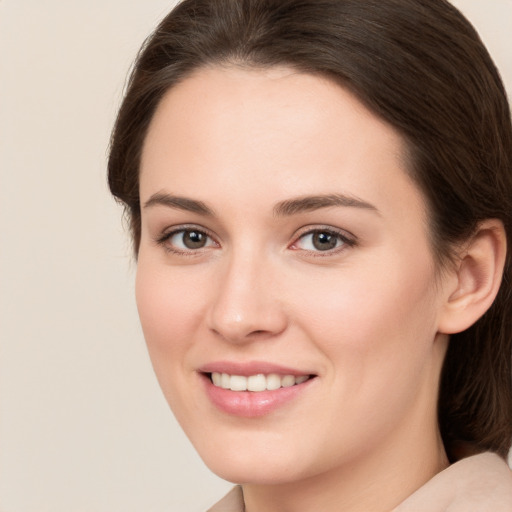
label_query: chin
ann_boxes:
[205,458,303,486]
[193,435,309,485]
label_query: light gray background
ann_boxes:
[0,1,511,511]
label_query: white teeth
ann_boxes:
[220,373,230,389]
[247,374,267,392]
[230,375,247,391]
[210,372,310,392]
[266,373,282,391]
[281,375,296,388]
[211,372,222,386]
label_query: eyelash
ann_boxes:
[290,227,357,256]
[155,225,357,256]
[155,225,218,255]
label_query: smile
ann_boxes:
[200,365,317,417]
[210,372,310,392]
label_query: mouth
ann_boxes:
[198,361,317,416]
[208,372,313,392]
[200,368,317,417]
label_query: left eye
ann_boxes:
[293,230,349,252]
[168,229,216,250]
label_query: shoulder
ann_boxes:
[394,452,512,512]
[206,486,244,512]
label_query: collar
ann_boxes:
[207,452,512,512]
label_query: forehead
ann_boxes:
[139,65,425,223]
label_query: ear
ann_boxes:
[438,219,507,334]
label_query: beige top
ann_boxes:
[207,452,512,512]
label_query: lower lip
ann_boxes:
[201,374,315,417]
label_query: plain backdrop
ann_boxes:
[0,1,511,511]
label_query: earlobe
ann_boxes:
[438,219,507,335]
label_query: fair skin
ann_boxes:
[136,66,505,512]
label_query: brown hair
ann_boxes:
[108,0,512,459]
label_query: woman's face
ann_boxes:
[136,66,450,485]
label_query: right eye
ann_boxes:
[158,228,218,253]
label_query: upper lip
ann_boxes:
[198,360,314,377]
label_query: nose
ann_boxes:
[207,251,288,344]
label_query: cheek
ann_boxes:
[135,262,205,377]
[135,260,214,432]
[283,259,441,455]
[291,252,439,386]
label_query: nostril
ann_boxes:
[250,329,269,336]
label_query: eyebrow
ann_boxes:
[143,192,214,216]
[143,192,379,217]
[273,193,379,217]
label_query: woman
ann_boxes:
[108,0,512,510]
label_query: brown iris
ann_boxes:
[312,231,339,251]
[182,230,208,249]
